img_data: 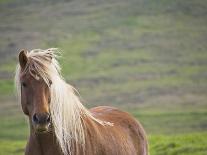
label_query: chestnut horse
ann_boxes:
[15,49,148,155]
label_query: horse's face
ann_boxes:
[18,50,51,133]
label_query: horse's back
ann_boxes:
[89,106,148,155]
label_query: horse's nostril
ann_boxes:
[33,113,50,124]
[33,113,39,124]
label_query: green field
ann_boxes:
[1,109,207,155]
[0,0,207,154]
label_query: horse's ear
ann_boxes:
[19,50,28,69]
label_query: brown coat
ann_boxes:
[25,106,148,155]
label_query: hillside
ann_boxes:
[0,0,207,154]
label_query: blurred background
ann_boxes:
[0,0,207,154]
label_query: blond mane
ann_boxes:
[15,48,111,155]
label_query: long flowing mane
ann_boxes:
[15,48,111,155]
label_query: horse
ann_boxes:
[15,48,148,155]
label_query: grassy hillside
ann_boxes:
[0,0,207,106]
[0,0,207,154]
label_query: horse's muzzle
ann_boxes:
[32,113,51,133]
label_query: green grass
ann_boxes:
[0,108,207,155]
[1,116,207,155]
[150,132,207,155]
[0,116,28,141]
[0,80,14,96]
[0,0,14,4]
[0,140,26,155]
[133,111,207,134]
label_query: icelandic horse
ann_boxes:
[15,48,148,155]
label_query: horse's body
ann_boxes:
[26,106,147,155]
[15,49,148,155]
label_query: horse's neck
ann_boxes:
[27,127,62,155]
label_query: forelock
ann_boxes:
[22,48,61,85]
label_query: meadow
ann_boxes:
[0,0,207,154]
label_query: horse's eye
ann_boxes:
[22,82,27,87]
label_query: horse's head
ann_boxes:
[18,50,52,133]
[15,48,112,155]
